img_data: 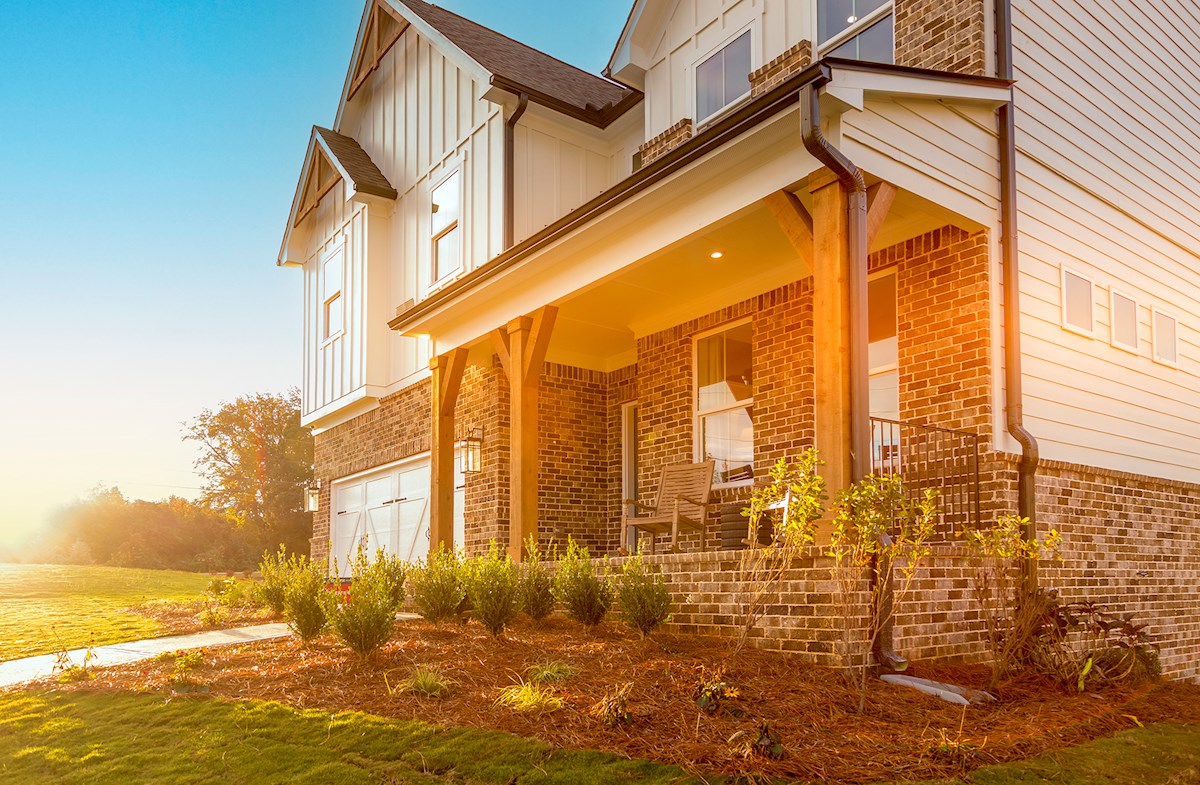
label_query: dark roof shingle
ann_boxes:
[392,0,641,126]
[314,126,397,199]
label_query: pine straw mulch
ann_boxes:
[129,599,277,636]
[46,616,1200,784]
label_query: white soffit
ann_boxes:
[828,65,1012,108]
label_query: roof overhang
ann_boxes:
[277,126,397,268]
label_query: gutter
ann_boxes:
[996,0,1041,570]
[504,92,530,250]
[799,79,907,673]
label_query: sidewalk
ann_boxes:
[0,623,292,688]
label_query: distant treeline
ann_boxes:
[15,489,306,571]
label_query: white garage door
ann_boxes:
[330,453,464,577]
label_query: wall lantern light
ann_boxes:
[460,426,484,475]
[304,479,322,512]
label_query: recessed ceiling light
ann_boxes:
[847,14,858,23]
[710,251,724,259]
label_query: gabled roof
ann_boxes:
[335,0,642,129]
[277,126,397,266]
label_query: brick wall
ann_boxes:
[638,119,693,166]
[894,0,987,75]
[749,41,812,97]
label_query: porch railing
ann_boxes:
[868,417,982,538]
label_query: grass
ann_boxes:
[0,691,690,784]
[0,564,212,661]
[911,723,1200,784]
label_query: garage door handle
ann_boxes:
[382,498,408,505]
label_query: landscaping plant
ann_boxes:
[590,683,634,727]
[733,451,825,652]
[518,536,556,622]
[464,542,521,637]
[494,678,565,714]
[392,665,453,698]
[257,545,303,615]
[827,473,937,711]
[324,546,403,658]
[616,554,672,638]
[553,538,613,628]
[409,546,466,625]
[524,661,576,684]
[282,556,329,643]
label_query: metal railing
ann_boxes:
[868,417,982,538]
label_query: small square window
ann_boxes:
[1110,291,1138,352]
[1153,309,1178,366]
[695,30,751,122]
[1062,268,1094,335]
[322,251,344,340]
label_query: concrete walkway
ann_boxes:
[0,623,292,689]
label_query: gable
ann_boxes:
[347,0,410,101]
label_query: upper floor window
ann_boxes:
[818,0,894,64]
[1109,290,1139,352]
[1061,268,1094,336]
[322,250,344,341]
[696,30,752,123]
[431,170,462,286]
[695,320,754,486]
[1153,308,1178,366]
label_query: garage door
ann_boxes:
[330,453,464,577]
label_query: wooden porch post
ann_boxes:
[429,347,468,552]
[809,169,854,497]
[492,305,557,562]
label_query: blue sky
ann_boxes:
[0,0,631,549]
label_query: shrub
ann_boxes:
[395,665,453,698]
[197,606,228,627]
[524,661,575,684]
[518,537,556,622]
[494,680,564,714]
[257,545,301,616]
[553,538,613,628]
[464,542,520,637]
[590,683,633,727]
[283,557,329,643]
[324,546,401,659]
[617,555,672,638]
[174,651,204,675]
[409,546,465,625]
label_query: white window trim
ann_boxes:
[816,1,895,56]
[692,318,754,489]
[1151,306,1179,368]
[1060,266,1095,338]
[426,166,464,295]
[320,241,346,346]
[692,22,757,128]
[1108,288,1139,354]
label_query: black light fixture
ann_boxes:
[460,426,484,475]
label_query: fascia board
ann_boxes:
[277,131,322,266]
[829,66,1013,107]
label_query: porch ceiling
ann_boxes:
[543,182,981,372]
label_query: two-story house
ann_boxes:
[277,0,1199,678]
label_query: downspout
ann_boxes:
[800,80,906,671]
[996,0,1040,577]
[503,92,530,250]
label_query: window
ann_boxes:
[818,0,894,64]
[695,321,753,485]
[1110,290,1138,352]
[322,250,344,340]
[1153,308,1178,366]
[430,170,462,285]
[869,271,899,465]
[696,30,752,122]
[1061,268,1094,335]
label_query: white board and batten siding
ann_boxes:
[301,26,508,425]
[1011,0,1200,484]
[638,0,810,140]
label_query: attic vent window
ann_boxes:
[1153,309,1178,366]
[818,0,894,64]
[1061,268,1094,336]
[696,30,752,122]
[1110,290,1138,352]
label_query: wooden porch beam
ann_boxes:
[429,347,468,552]
[763,189,815,265]
[866,181,897,249]
[491,305,558,561]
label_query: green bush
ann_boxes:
[324,547,401,658]
[464,542,520,638]
[553,538,612,628]
[257,546,301,616]
[282,557,329,644]
[519,537,556,622]
[409,546,465,625]
[617,555,672,638]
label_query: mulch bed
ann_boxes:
[130,599,276,636]
[47,616,1200,783]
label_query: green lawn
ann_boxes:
[0,691,691,784]
[0,564,213,661]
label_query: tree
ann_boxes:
[185,388,313,555]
